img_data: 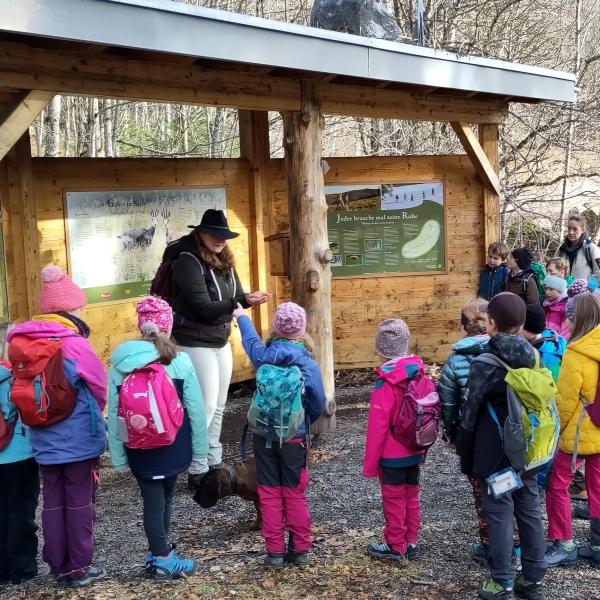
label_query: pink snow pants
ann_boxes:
[253,435,312,554]
[547,450,600,542]
[380,465,420,554]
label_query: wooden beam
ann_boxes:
[0,90,53,161]
[451,121,501,195]
[479,124,501,250]
[282,81,336,434]
[0,42,508,124]
[0,132,39,318]
[238,110,273,339]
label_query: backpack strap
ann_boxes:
[572,394,589,473]
[583,242,594,273]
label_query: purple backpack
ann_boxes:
[390,373,440,452]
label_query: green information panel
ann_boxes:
[327,183,445,277]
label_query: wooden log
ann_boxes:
[282,81,336,434]
[238,110,273,338]
[0,90,53,161]
[451,121,501,195]
[479,124,501,251]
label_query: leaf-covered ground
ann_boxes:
[1,382,599,599]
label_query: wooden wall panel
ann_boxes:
[269,155,484,366]
[31,158,257,382]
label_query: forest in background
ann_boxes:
[29,0,600,258]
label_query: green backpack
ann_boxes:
[474,350,559,473]
[247,364,305,447]
[524,262,547,302]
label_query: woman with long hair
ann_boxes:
[169,209,269,474]
[555,214,600,281]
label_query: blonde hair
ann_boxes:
[194,231,236,272]
[569,294,600,343]
[461,299,489,336]
[142,330,177,365]
[546,257,568,275]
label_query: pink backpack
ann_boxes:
[390,373,440,452]
[117,363,183,450]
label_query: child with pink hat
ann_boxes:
[107,296,208,579]
[233,301,326,568]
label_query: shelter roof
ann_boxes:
[0,0,575,104]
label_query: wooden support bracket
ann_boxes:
[451,121,501,196]
[0,90,54,161]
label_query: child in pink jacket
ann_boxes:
[542,275,569,339]
[363,319,426,562]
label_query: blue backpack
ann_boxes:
[247,364,305,448]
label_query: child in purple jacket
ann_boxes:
[233,302,325,568]
[8,266,107,587]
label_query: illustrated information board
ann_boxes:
[66,188,226,304]
[327,182,445,277]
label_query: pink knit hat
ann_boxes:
[272,302,306,340]
[40,265,87,314]
[136,296,173,336]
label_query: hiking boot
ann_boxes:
[478,578,514,599]
[153,549,195,579]
[573,503,590,520]
[285,551,310,567]
[578,545,600,567]
[264,553,285,568]
[70,565,107,587]
[407,544,419,561]
[367,542,407,562]
[544,541,578,567]
[513,574,544,600]
[473,542,490,565]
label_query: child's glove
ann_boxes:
[232,303,247,320]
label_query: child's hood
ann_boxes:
[488,333,536,368]
[8,319,77,340]
[110,340,160,375]
[538,329,567,357]
[568,326,600,362]
[266,339,312,367]
[376,355,425,385]
[452,335,489,355]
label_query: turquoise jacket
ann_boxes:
[108,341,208,477]
[0,363,34,465]
[438,335,490,443]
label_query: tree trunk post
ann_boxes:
[479,124,500,254]
[282,81,336,434]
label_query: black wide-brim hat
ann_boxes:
[188,209,239,240]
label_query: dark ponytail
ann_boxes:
[142,331,177,365]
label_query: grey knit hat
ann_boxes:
[375,318,410,359]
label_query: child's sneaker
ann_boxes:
[367,542,407,561]
[513,574,544,600]
[478,578,514,599]
[578,544,600,567]
[473,542,490,564]
[153,549,195,579]
[406,544,419,561]
[512,546,522,572]
[544,541,577,567]
[285,551,310,567]
[264,553,285,568]
[69,565,107,587]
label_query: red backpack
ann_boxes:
[8,336,77,428]
[390,372,440,452]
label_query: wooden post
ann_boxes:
[238,110,273,339]
[0,132,39,318]
[282,81,336,434]
[479,124,501,251]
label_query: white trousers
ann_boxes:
[178,343,233,467]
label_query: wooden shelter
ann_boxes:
[0,0,575,432]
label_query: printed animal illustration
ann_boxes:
[161,208,174,245]
[118,210,159,251]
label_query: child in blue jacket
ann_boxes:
[0,322,40,585]
[478,242,510,301]
[233,301,326,568]
[108,297,208,579]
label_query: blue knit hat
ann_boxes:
[543,275,567,295]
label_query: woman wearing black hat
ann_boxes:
[169,209,270,473]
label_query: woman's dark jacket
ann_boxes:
[170,235,249,348]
